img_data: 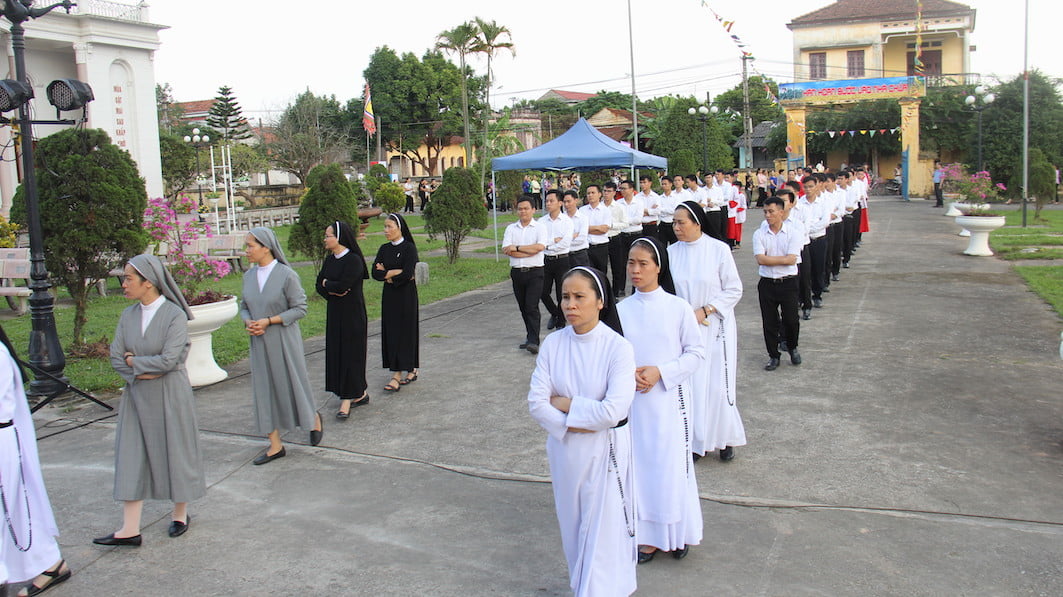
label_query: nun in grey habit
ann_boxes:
[240,227,322,466]
[95,254,205,547]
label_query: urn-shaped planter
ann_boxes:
[944,200,967,217]
[955,215,1006,256]
[186,295,239,387]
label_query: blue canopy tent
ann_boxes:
[489,118,667,258]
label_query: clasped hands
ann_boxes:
[635,366,661,394]
[321,279,349,297]
[124,352,160,380]
[245,318,271,336]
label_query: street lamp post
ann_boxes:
[1,0,76,396]
[183,128,210,208]
[688,105,718,174]
[965,86,995,172]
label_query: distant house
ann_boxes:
[733,122,782,170]
[537,89,597,105]
[586,108,655,150]
[173,99,214,126]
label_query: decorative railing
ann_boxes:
[70,0,148,23]
[924,73,981,88]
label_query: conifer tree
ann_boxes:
[206,85,252,142]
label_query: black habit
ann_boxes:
[372,239,419,371]
[316,249,369,399]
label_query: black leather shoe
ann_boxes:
[764,357,780,371]
[789,349,802,365]
[672,545,690,559]
[822,287,830,293]
[812,298,823,308]
[842,262,850,268]
[526,343,539,355]
[93,533,142,547]
[310,416,324,446]
[637,549,657,564]
[168,516,190,538]
[778,340,789,353]
[518,342,529,350]
[720,446,735,461]
[253,447,286,465]
[831,273,839,282]
[802,308,812,320]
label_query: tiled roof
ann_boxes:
[542,89,597,101]
[789,0,974,27]
[175,99,215,114]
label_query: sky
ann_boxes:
[150,0,1058,122]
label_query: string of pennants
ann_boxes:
[697,2,781,106]
[805,128,901,138]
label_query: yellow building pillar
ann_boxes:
[899,98,927,197]
[784,106,808,169]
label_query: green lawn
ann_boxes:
[1014,265,1063,318]
[3,254,510,394]
[991,210,1063,260]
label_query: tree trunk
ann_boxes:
[70,281,90,346]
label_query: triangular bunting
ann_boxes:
[849,130,856,137]
[828,131,836,138]
[860,130,868,135]
[869,130,876,137]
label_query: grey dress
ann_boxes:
[240,262,317,434]
[110,300,206,502]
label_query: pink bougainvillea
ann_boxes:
[143,195,231,303]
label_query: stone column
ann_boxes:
[73,42,93,127]
[899,98,925,196]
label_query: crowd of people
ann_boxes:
[516,166,871,595]
[1,215,422,596]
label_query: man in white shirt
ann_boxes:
[580,184,611,274]
[781,183,812,320]
[564,189,590,268]
[617,179,643,293]
[753,197,804,371]
[502,196,550,354]
[403,178,416,213]
[838,170,860,269]
[657,176,681,244]
[603,181,630,298]
[798,174,831,308]
[822,173,845,287]
[852,168,870,248]
[538,190,573,331]
[635,174,661,240]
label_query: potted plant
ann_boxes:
[953,171,1008,256]
[144,196,237,386]
[940,163,967,215]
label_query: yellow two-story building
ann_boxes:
[786,0,977,194]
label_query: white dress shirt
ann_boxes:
[753,220,804,278]
[567,209,589,252]
[503,219,550,267]
[605,200,629,238]
[658,190,680,224]
[798,196,830,239]
[620,196,645,234]
[636,191,660,225]
[580,203,612,245]
[540,212,573,257]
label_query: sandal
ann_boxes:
[352,393,370,407]
[384,379,401,392]
[399,371,419,385]
[20,560,71,597]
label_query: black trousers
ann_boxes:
[934,182,944,207]
[658,222,677,245]
[758,276,800,358]
[808,235,827,299]
[510,266,544,346]
[705,208,725,242]
[827,222,843,278]
[640,222,659,240]
[569,248,590,268]
[404,194,415,213]
[842,215,856,264]
[608,235,627,296]
[798,246,812,309]
[541,255,570,321]
[588,243,609,273]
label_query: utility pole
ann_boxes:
[741,54,753,170]
[627,0,638,179]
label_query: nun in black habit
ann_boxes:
[372,213,420,392]
[316,220,369,419]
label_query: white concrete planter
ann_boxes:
[186,295,238,387]
[955,215,1006,256]
[944,201,967,217]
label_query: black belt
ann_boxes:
[613,417,628,429]
[544,254,569,261]
[512,266,543,272]
[0,420,12,428]
[761,275,797,283]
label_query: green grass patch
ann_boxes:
[1014,265,1063,318]
[995,247,1063,261]
[3,253,509,394]
[991,210,1063,259]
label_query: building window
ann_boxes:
[809,52,827,80]
[907,50,942,76]
[847,50,865,78]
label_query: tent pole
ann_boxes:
[492,170,499,261]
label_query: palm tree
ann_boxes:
[435,22,479,169]
[471,18,515,196]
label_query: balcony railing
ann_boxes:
[923,72,981,88]
[70,0,148,23]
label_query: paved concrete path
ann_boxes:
[20,198,1063,596]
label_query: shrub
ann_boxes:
[424,167,488,263]
[374,181,407,214]
[290,163,358,265]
